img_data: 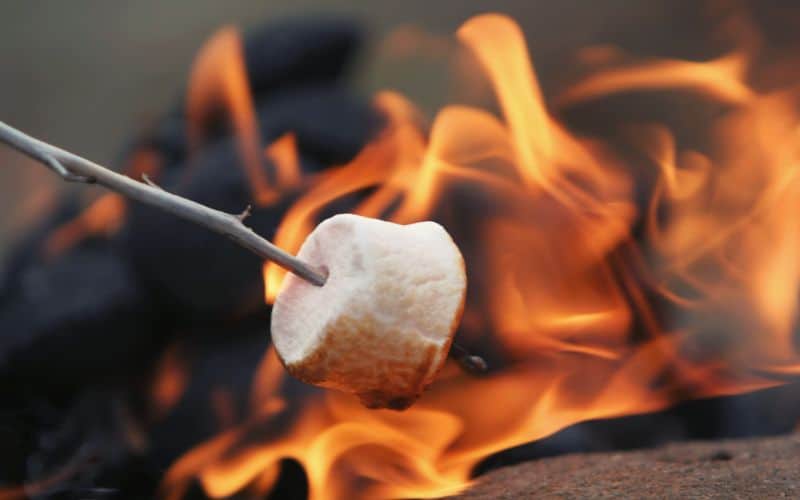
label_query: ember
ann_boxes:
[3,3,800,499]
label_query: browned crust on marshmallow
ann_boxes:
[277,255,467,411]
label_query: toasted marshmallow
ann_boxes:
[270,214,466,409]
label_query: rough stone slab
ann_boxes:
[452,434,800,499]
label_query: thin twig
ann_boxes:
[237,204,253,222]
[141,173,163,190]
[450,342,488,374]
[0,120,327,287]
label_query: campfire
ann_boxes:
[2,4,800,499]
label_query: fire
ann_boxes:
[187,27,279,206]
[262,91,427,302]
[42,26,302,262]
[162,9,800,500]
[149,344,189,420]
[264,133,303,191]
[42,149,160,257]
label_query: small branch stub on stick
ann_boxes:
[0,120,327,287]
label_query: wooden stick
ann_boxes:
[451,342,488,374]
[0,120,328,286]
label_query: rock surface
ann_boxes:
[452,434,800,499]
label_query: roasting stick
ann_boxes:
[0,120,487,373]
[0,120,327,286]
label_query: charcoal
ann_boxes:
[263,460,309,500]
[10,389,153,500]
[257,84,383,166]
[0,241,156,394]
[120,86,380,317]
[29,321,305,498]
[129,111,186,174]
[114,18,378,319]
[129,16,364,171]
[243,16,362,95]
[140,323,269,471]
[0,197,82,299]
[0,404,37,486]
[119,140,290,317]
[137,320,319,495]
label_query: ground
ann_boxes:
[452,434,800,499]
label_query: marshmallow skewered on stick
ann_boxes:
[0,120,478,409]
[0,121,327,286]
[272,214,467,409]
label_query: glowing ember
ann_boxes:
[160,10,800,500]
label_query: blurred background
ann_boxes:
[0,0,687,259]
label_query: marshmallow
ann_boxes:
[270,214,466,409]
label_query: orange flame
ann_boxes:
[187,27,278,206]
[43,149,161,257]
[264,133,303,191]
[163,10,800,500]
[262,91,426,303]
[149,344,189,420]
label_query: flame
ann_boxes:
[264,133,303,191]
[45,25,300,261]
[187,27,278,206]
[42,149,160,257]
[163,10,800,500]
[262,91,426,303]
[43,194,126,257]
[149,344,189,419]
[556,52,755,107]
[43,24,303,261]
